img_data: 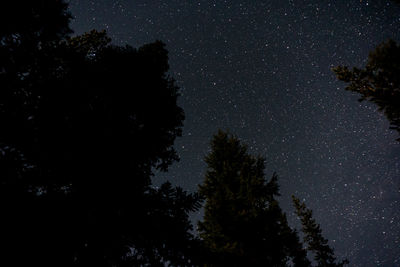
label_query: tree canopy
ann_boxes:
[0,1,201,266]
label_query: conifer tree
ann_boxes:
[292,196,349,267]
[333,40,400,140]
[198,130,310,267]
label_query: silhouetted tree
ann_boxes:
[198,131,310,267]
[333,40,400,140]
[0,2,201,266]
[292,196,349,267]
[0,1,73,265]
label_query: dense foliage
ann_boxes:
[0,1,201,266]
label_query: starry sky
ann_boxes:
[69,1,400,266]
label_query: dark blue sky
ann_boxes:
[70,1,400,265]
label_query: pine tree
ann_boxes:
[198,130,310,267]
[333,40,400,140]
[292,196,349,267]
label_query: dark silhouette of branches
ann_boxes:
[293,196,349,267]
[0,2,200,266]
[333,40,400,140]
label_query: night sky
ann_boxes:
[69,1,400,266]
